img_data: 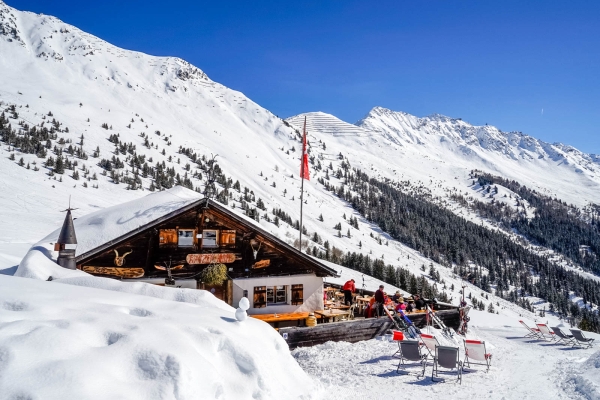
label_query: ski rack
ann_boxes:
[457,305,472,336]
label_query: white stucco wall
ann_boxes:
[232,274,324,315]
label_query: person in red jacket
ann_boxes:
[342,279,356,305]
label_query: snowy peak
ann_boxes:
[286,111,371,138]
[0,1,210,88]
[356,106,600,172]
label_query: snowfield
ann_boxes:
[0,272,321,400]
[293,311,600,400]
[2,267,599,399]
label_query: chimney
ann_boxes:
[55,208,78,269]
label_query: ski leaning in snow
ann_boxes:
[389,308,421,339]
[425,304,455,342]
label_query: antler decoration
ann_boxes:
[114,249,133,266]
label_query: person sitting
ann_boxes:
[405,298,415,313]
[384,293,392,305]
[395,297,406,312]
[414,294,426,311]
[364,297,376,318]
[391,290,403,303]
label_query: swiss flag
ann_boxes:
[300,117,310,180]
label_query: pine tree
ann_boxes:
[54,156,65,174]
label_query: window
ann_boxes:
[267,285,287,305]
[220,230,236,246]
[159,229,177,247]
[178,229,195,247]
[291,284,303,305]
[253,286,266,308]
[202,230,219,248]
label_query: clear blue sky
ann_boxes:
[7,0,600,154]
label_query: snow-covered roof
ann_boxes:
[39,186,202,259]
[29,186,339,277]
[316,257,409,296]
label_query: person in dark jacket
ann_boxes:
[342,279,356,305]
[414,294,426,310]
[374,285,385,317]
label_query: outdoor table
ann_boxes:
[251,312,309,328]
[355,296,371,312]
[314,309,350,323]
[330,304,351,310]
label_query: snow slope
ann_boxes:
[0,0,596,322]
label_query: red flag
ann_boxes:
[300,117,310,180]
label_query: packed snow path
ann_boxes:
[292,311,600,399]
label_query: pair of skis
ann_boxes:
[383,306,420,339]
[425,305,457,342]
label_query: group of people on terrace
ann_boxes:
[341,279,428,318]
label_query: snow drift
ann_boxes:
[0,274,320,399]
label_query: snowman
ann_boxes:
[235,297,250,321]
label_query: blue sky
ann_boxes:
[7,0,600,153]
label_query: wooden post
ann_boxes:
[227,279,233,306]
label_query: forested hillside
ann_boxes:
[317,166,600,332]
[450,172,600,275]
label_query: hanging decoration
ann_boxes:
[200,263,228,286]
[250,240,261,260]
[113,249,132,266]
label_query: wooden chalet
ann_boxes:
[67,187,338,315]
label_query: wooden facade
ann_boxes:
[74,199,338,305]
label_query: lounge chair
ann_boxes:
[432,345,463,384]
[551,327,576,346]
[536,323,558,342]
[391,330,404,358]
[463,339,492,372]
[420,333,440,360]
[570,329,595,349]
[396,340,427,377]
[519,320,542,339]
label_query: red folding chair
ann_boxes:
[464,339,492,372]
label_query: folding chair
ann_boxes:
[463,339,492,372]
[420,333,440,360]
[391,330,404,359]
[519,320,542,339]
[348,304,356,320]
[432,345,463,384]
[570,329,595,349]
[536,323,558,342]
[551,327,576,346]
[396,340,427,377]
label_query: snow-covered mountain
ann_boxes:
[288,107,600,207]
[0,0,598,318]
[2,2,600,398]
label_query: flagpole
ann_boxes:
[299,116,307,252]
[299,170,305,251]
